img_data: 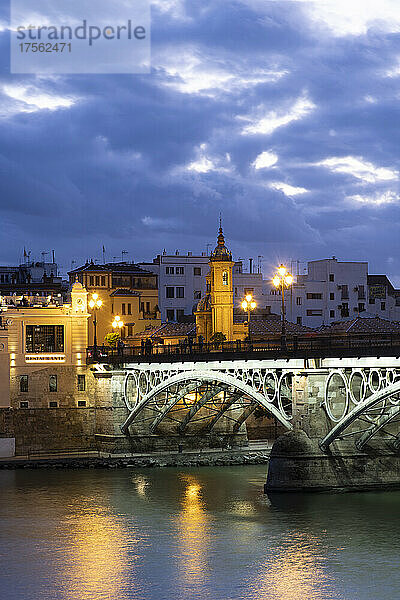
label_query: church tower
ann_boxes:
[209,225,234,341]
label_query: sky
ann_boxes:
[1,0,400,281]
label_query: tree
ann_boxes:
[210,331,226,348]
[104,332,120,347]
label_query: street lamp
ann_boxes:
[272,265,293,350]
[112,315,124,334]
[241,293,257,342]
[88,292,102,356]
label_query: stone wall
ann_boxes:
[265,430,400,492]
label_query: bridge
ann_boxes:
[89,333,400,457]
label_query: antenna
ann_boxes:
[122,250,128,262]
[257,255,264,273]
[219,211,222,230]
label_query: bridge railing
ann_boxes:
[86,333,400,363]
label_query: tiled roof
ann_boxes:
[135,322,196,339]
[69,262,154,276]
[109,289,141,297]
[317,317,400,335]
[249,318,313,336]
[134,317,310,339]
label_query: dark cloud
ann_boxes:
[0,0,400,282]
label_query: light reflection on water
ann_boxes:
[0,467,399,600]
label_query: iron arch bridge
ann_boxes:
[119,364,296,437]
[104,359,400,450]
[320,367,400,452]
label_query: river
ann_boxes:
[0,465,399,600]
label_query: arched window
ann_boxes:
[222,271,228,286]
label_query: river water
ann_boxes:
[0,465,399,600]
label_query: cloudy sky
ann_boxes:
[1,0,400,281]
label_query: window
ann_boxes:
[222,271,228,286]
[381,302,386,311]
[20,375,28,393]
[26,325,64,353]
[49,401,58,408]
[297,317,302,325]
[77,374,86,391]
[330,293,335,301]
[122,303,126,315]
[329,274,334,282]
[194,267,201,276]
[358,285,365,300]
[166,287,174,298]
[296,297,302,306]
[194,290,201,300]
[101,276,106,286]
[176,309,184,320]
[176,267,184,275]
[330,310,335,318]
[77,400,87,408]
[166,309,175,321]
[20,401,29,408]
[146,302,150,313]
[128,325,134,337]
[358,303,365,313]
[341,303,349,318]
[341,285,349,300]
[306,310,323,316]
[127,303,132,315]
[176,287,184,298]
[369,298,375,304]
[95,276,100,286]
[166,267,174,275]
[49,375,57,392]
[89,275,94,286]
[306,293,322,300]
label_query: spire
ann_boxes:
[210,218,232,261]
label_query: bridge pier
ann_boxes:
[266,370,400,492]
[265,429,400,492]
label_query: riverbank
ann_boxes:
[0,447,271,469]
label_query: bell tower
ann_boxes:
[209,224,234,341]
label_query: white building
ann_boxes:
[139,252,210,322]
[262,258,400,328]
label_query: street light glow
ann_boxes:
[112,315,124,329]
[285,274,293,285]
[278,264,287,277]
[273,275,281,288]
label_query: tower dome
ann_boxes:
[210,226,232,261]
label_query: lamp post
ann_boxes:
[272,265,293,350]
[88,292,102,357]
[241,293,257,342]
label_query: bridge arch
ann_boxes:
[120,370,293,435]
[320,379,400,452]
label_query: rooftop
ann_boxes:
[317,316,400,335]
[69,261,155,276]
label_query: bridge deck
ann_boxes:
[87,334,400,364]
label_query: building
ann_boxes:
[195,227,247,342]
[139,252,209,322]
[1,281,90,410]
[68,261,161,345]
[367,275,400,320]
[0,258,64,299]
[140,254,265,323]
[262,257,398,328]
[233,261,264,312]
